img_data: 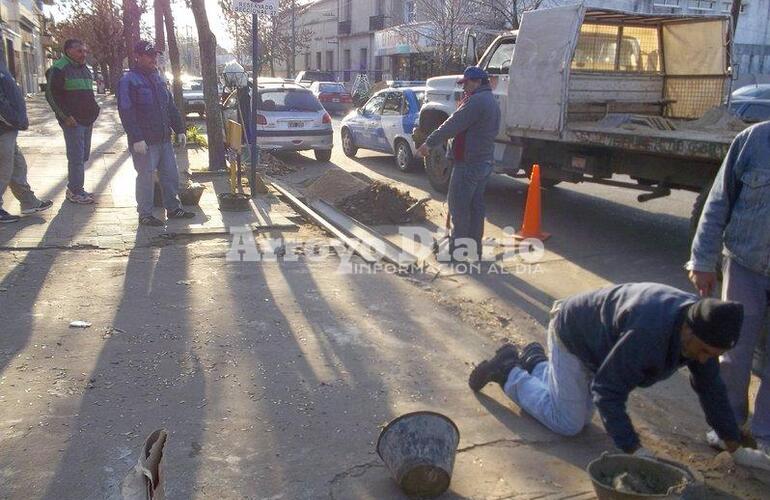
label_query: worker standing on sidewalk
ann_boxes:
[0,65,53,223]
[45,39,100,205]
[688,121,770,456]
[416,66,500,261]
[469,282,770,470]
[117,41,194,227]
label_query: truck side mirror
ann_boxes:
[463,33,478,66]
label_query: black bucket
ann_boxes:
[217,192,251,212]
[376,411,460,498]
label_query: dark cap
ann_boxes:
[134,40,161,56]
[685,298,743,350]
[457,66,489,84]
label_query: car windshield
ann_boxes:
[319,83,345,93]
[257,89,323,112]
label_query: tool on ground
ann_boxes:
[432,206,451,255]
[377,411,460,498]
[120,429,167,500]
[516,163,551,241]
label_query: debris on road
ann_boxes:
[69,321,92,328]
[261,152,297,176]
[305,168,370,205]
[337,181,427,225]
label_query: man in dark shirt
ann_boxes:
[46,39,100,205]
[469,283,770,469]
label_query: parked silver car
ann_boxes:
[223,82,333,161]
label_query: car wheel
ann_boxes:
[314,149,332,162]
[394,139,415,172]
[341,128,358,157]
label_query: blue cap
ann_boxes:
[457,66,488,84]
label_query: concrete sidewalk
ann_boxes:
[1,96,296,251]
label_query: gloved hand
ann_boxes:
[132,141,148,155]
[632,447,656,459]
[177,133,187,148]
[733,447,770,471]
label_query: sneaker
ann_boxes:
[21,200,54,215]
[520,342,548,373]
[706,429,726,451]
[0,209,21,223]
[707,428,758,450]
[66,189,94,205]
[468,344,520,392]
[167,208,195,219]
[139,215,165,227]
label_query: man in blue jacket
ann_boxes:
[117,41,193,226]
[688,121,770,455]
[416,66,500,261]
[0,65,53,223]
[469,283,770,469]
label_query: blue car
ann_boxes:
[340,87,426,172]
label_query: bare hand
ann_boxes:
[416,143,430,158]
[689,270,717,297]
[64,116,78,127]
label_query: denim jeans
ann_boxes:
[129,141,181,217]
[62,124,92,195]
[720,258,770,446]
[0,131,41,211]
[447,161,493,259]
[504,301,596,436]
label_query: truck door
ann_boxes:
[480,37,516,145]
[506,4,583,137]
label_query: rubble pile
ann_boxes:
[260,152,297,176]
[337,181,426,225]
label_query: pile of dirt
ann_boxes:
[305,169,371,204]
[260,152,297,176]
[681,105,749,132]
[337,181,426,225]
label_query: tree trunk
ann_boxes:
[163,0,184,116]
[189,0,226,171]
[122,0,141,68]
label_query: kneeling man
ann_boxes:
[470,282,769,469]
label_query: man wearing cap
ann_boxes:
[688,121,770,455]
[469,282,770,469]
[45,39,100,205]
[416,66,500,261]
[117,41,194,226]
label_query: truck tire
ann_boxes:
[425,147,452,194]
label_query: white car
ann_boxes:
[340,87,425,171]
[223,82,333,161]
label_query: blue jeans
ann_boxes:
[504,301,596,436]
[62,124,92,195]
[129,141,182,217]
[447,161,493,259]
[721,258,770,445]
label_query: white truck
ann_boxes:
[415,5,745,230]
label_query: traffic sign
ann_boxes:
[232,0,278,15]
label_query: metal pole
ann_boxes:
[250,12,260,197]
[291,0,296,77]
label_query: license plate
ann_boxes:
[332,98,340,102]
[288,121,305,128]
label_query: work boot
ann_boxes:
[520,342,548,373]
[468,344,520,392]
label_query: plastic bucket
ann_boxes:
[587,453,699,500]
[376,411,460,498]
[217,192,251,212]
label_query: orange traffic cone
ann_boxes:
[516,164,551,241]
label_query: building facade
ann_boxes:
[280,0,769,86]
[0,0,52,93]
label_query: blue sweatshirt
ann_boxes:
[117,69,184,145]
[0,66,28,133]
[556,283,741,452]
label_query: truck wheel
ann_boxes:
[425,147,452,194]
